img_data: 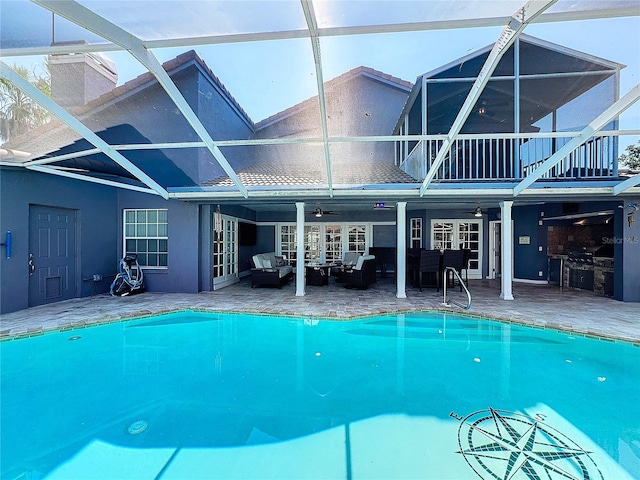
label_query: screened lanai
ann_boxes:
[1,0,639,305]
[2,0,639,196]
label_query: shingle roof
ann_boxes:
[203,161,417,187]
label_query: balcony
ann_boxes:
[399,132,619,184]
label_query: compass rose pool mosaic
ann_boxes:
[1,311,639,479]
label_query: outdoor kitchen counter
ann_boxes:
[548,254,614,297]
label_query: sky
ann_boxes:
[107,16,640,127]
[2,1,639,147]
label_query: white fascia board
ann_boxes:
[27,165,161,195]
[613,172,640,195]
[514,83,640,196]
[33,0,248,199]
[167,182,636,201]
[0,60,169,199]
[420,0,557,196]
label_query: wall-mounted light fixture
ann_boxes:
[474,207,483,217]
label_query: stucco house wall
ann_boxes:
[0,168,118,313]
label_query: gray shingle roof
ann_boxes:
[203,161,417,187]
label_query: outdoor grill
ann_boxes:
[566,245,614,265]
[566,247,596,265]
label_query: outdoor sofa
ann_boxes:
[251,252,294,288]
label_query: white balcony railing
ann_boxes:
[399,132,619,182]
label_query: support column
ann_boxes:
[500,200,514,300]
[396,201,407,299]
[295,202,305,297]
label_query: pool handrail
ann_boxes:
[442,267,472,310]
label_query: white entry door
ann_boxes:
[431,219,483,278]
[213,216,238,289]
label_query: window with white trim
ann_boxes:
[124,209,168,267]
[410,217,423,248]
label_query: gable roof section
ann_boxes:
[1,50,253,162]
[255,66,412,130]
[422,34,623,81]
[393,34,625,135]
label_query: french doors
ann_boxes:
[431,219,483,278]
[279,223,370,264]
[213,216,238,289]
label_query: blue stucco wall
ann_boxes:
[373,224,396,247]
[195,67,256,183]
[254,73,409,164]
[117,190,200,293]
[0,168,118,314]
[54,60,257,188]
[513,205,547,281]
[255,225,276,255]
[621,198,640,302]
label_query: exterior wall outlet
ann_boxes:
[538,271,543,277]
[538,246,543,252]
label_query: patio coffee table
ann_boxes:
[305,264,332,286]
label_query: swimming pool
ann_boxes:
[1,310,638,479]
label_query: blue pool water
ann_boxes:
[1,311,639,479]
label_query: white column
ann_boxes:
[396,201,407,299]
[500,200,514,300]
[295,202,306,297]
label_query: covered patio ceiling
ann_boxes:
[1,0,639,204]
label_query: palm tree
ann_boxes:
[0,64,51,142]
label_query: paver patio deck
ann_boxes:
[1,278,639,343]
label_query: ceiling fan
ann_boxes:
[464,206,484,217]
[306,207,338,218]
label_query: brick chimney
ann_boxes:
[49,43,117,109]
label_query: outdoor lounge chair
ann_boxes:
[333,252,362,283]
[342,254,377,289]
